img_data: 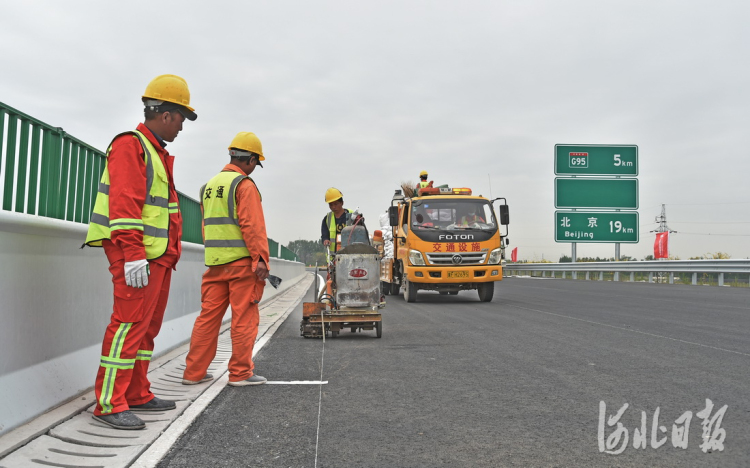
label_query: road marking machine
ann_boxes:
[301,214,385,338]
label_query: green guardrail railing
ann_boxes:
[0,100,299,261]
[267,238,279,258]
[0,100,203,243]
[266,238,300,262]
[279,244,299,261]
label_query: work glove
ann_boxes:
[124,259,150,288]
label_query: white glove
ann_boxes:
[124,259,150,288]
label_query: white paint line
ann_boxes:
[513,304,750,358]
[314,308,327,468]
[265,381,328,385]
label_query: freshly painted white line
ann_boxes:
[314,308,327,468]
[265,381,328,385]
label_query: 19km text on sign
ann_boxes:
[555,211,639,243]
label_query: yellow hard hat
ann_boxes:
[142,74,197,120]
[325,187,343,204]
[420,170,428,177]
[228,132,264,160]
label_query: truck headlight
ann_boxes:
[488,248,502,265]
[409,249,426,266]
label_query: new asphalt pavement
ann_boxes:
[157,277,750,468]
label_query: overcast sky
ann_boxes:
[2,0,749,260]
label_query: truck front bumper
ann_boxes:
[405,265,502,284]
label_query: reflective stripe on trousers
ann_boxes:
[98,323,135,414]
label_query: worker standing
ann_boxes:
[182,132,270,388]
[321,188,351,253]
[84,74,197,430]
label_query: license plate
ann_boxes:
[448,271,469,279]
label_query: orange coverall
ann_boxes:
[93,124,183,416]
[183,164,270,383]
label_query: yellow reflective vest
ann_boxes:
[325,209,349,253]
[201,170,254,266]
[84,131,174,259]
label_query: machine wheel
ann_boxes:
[478,282,495,302]
[300,321,325,339]
[376,321,382,338]
[448,291,459,295]
[404,278,418,303]
[381,281,390,296]
[439,291,449,295]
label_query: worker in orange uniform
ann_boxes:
[84,74,197,430]
[182,132,270,387]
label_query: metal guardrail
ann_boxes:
[0,100,204,244]
[504,259,750,286]
[1,100,299,261]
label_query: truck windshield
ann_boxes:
[411,199,497,231]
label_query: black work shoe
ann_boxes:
[182,373,214,385]
[129,396,176,412]
[93,411,145,430]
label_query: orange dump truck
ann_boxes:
[379,186,509,302]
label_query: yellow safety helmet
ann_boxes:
[325,187,343,204]
[228,132,264,161]
[142,74,197,120]
[419,170,428,177]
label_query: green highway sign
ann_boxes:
[555,178,638,209]
[555,144,638,176]
[555,211,639,243]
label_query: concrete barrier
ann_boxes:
[0,211,305,436]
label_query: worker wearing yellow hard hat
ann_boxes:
[321,188,349,253]
[416,170,432,194]
[142,74,197,123]
[85,74,197,430]
[183,131,269,388]
[228,132,265,167]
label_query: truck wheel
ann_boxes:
[448,291,459,295]
[478,282,494,302]
[381,281,390,296]
[404,278,418,303]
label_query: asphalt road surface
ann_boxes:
[158,277,750,467]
